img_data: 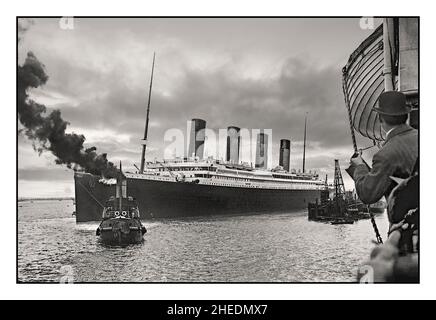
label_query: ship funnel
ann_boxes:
[255,132,268,169]
[188,118,206,159]
[279,139,291,172]
[226,126,240,164]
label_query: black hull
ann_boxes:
[97,217,145,245]
[98,228,143,243]
[369,207,386,214]
[330,220,355,225]
[75,173,322,222]
[99,230,143,245]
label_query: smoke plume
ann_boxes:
[18,51,118,177]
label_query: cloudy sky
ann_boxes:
[18,17,382,198]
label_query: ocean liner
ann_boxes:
[75,157,326,222]
[74,54,326,222]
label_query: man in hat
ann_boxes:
[346,91,418,206]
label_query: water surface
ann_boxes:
[18,200,388,282]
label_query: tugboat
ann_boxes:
[369,200,386,214]
[96,162,146,245]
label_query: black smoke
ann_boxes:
[18,51,118,178]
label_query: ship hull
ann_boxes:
[75,173,323,222]
[99,230,143,245]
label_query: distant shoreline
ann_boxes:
[18,197,74,202]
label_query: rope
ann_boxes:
[77,180,105,209]
[368,205,383,244]
[358,144,379,153]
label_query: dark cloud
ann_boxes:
[51,54,354,153]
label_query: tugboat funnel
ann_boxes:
[116,161,127,209]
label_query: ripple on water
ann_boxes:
[18,200,388,282]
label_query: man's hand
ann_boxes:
[350,154,365,166]
[345,152,370,181]
[358,230,419,283]
[358,231,400,283]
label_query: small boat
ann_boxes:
[96,196,146,244]
[331,219,354,225]
[96,162,146,245]
[369,200,386,214]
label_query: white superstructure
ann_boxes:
[122,158,325,191]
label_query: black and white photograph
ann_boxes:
[16,15,419,287]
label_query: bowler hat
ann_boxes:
[373,91,411,115]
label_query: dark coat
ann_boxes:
[346,124,418,204]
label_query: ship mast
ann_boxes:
[140,52,156,173]
[302,113,307,173]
